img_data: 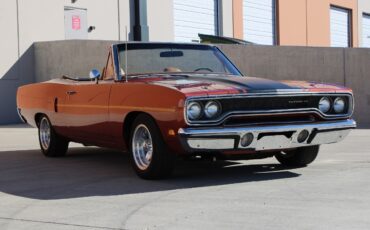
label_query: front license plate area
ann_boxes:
[255,135,292,151]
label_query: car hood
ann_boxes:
[137,74,350,97]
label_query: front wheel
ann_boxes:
[38,115,69,157]
[275,146,320,167]
[129,114,175,179]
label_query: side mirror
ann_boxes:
[89,69,101,79]
[89,69,100,84]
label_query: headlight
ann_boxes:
[333,97,345,113]
[204,101,221,118]
[319,97,331,113]
[187,102,202,120]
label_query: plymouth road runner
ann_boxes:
[17,43,356,179]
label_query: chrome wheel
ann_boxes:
[132,124,153,170]
[39,117,51,150]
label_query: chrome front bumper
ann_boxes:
[178,119,356,152]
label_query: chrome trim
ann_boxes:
[187,91,354,98]
[178,119,356,152]
[187,139,235,150]
[110,42,239,82]
[16,108,26,123]
[112,44,121,81]
[132,124,153,170]
[184,93,354,126]
[39,117,51,150]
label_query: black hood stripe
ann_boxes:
[183,75,301,93]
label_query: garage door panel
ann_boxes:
[244,1,273,10]
[245,22,276,33]
[330,6,350,47]
[174,0,217,42]
[244,6,274,17]
[175,21,215,30]
[174,5,215,16]
[245,16,274,24]
[175,0,215,8]
[175,12,215,23]
[243,0,275,45]
[362,14,370,48]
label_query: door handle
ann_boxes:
[66,91,77,95]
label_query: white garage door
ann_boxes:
[362,14,370,48]
[174,0,218,42]
[330,6,350,47]
[243,0,276,45]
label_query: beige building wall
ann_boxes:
[0,0,131,79]
[2,0,365,80]
[0,0,19,79]
[220,0,234,37]
[18,0,65,56]
[278,0,358,47]
[62,0,130,41]
[147,0,174,41]
[232,0,243,39]
[278,0,307,46]
[65,0,120,40]
[118,0,132,41]
[358,0,370,46]
[18,0,131,55]
[308,0,358,47]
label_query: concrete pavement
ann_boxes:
[0,125,369,230]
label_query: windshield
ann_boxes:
[117,43,242,76]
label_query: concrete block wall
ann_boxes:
[0,40,369,127]
[218,45,346,85]
[34,40,115,82]
[0,46,35,124]
[344,49,370,127]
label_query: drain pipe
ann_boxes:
[133,0,149,41]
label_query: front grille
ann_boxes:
[221,96,320,111]
[186,94,352,125]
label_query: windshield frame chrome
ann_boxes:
[111,42,243,82]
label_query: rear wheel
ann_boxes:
[129,114,175,179]
[38,115,69,157]
[275,146,319,167]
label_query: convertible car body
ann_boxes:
[17,43,356,179]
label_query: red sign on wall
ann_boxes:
[72,15,81,30]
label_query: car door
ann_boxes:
[63,80,112,145]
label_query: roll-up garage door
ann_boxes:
[243,0,276,45]
[362,14,370,48]
[330,6,351,47]
[174,0,218,42]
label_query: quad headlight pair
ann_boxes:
[187,101,221,120]
[319,97,346,114]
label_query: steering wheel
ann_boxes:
[194,67,213,73]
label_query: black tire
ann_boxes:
[38,115,69,157]
[275,145,320,167]
[129,114,175,179]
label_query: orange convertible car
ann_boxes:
[17,43,356,179]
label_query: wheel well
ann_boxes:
[35,113,44,127]
[123,111,155,146]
